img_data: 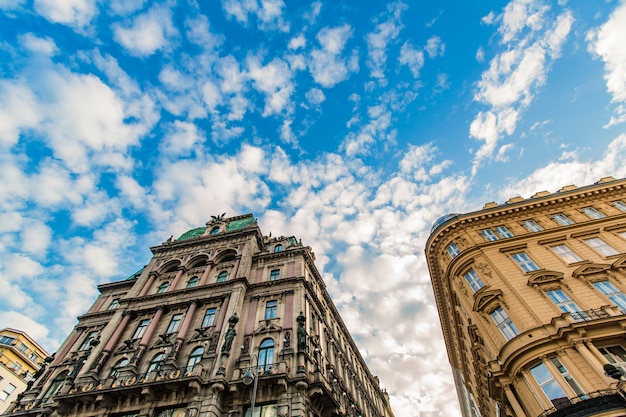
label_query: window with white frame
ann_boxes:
[265,300,278,320]
[108,298,120,310]
[132,319,150,339]
[8,362,22,373]
[495,226,514,238]
[593,281,626,311]
[550,356,586,398]
[186,346,204,371]
[546,289,584,319]
[0,336,15,346]
[522,220,543,232]
[244,404,278,417]
[529,362,569,407]
[550,244,583,263]
[216,271,228,283]
[0,383,16,401]
[511,252,540,272]
[598,345,626,374]
[584,237,620,256]
[446,243,461,258]
[481,229,499,241]
[613,201,626,212]
[463,269,485,293]
[156,282,169,293]
[552,213,574,226]
[186,276,199,288]
[166,314,183,334]
[269,269,280,281]
[581,207,605,219]
[202,308,217,328]
[490,307,519,340]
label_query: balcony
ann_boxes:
[536,389,626,417]
[569,308,610,322]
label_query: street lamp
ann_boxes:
[242,353,259,417]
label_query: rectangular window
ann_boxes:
[28,352,40,363]
[495,226,514,238]
[511,252,540,272]
[0,336,15,346]
[166,314,183,334]
[581,207,605,219]
[446,243,461,258]
[202,308,217,328]
[529,362,568,407]
[549,356,586,398]
[594,281,626,311]
[244,404,278,417]
[490,307,519,340]
[17,342,28,353]
[132,319,150,339]
[463,269,485,293]
[614,201,626,212]
[270,269,280,281]
[522,220,543,232]
[598,345,626,374]
[107,299,120,310]
[546,289,583,317]
[8,362,22,373]
[552,213,574,226]
[481,229,499,241]
[0,383,17,401]
[265,300,278,320]
[550,244,583,263]
[584,237,620,256]
[79,331,98,350]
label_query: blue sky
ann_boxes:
[1,0,626,415]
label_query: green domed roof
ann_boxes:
[177,226,206,241]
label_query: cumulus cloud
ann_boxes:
[309,25,355,87]
[424,35,445,58]
[366,2,405,80]
[398,42,424,78]
[247,56,295,116]
[34,0,97,29]
[222,0,289,32]
[470,5,573,173]
[113,4,178,56]
[587,2,626,127]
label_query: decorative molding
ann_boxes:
[472,288,503,312]
[572,263,611,279]
[527,270,564,287]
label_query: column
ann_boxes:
[198,262,213,286]
[130,308,164,367]
[91,313,133,373]
[503,385,526,417]
[231,256,241,279]
[170,302,197,360]
[169,266,186,291]
[138,272,158,297]
[574,341,609,381]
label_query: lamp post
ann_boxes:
[242,353,259,417]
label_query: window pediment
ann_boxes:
[611,255,626,270]
[572,262,611,278]
[472,288,503,312]
[527,270,564,287]
[253,320,283,335]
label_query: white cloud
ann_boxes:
[305,87,326,106]
[398,42,424,78]
[113,4,178,56]
[0,0,26,10]
[309,25,355,87]
[222,0,289,32]
[34,0,97,29]
[587,2,626,127]
[288,33,306,50]
[0,81,43,147]
[470,8,573,172]
[367,14,403,79]
[424,35,445,58]
[21,219,52,257]
[109,0,146,16]
[247,56,295,116]
[159,121,205,157]
[19,33,59,55]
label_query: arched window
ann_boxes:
[274,244,283,253]
[110,357,129,378]
[210,226,220,235]
[186,276,199,288]
[147,353,166,375]
[186,346,204,371]
[217,271,228,283]
[156,282,169,293]
[259,338,274,372]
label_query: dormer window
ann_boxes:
[274,244,283,253]
[210,226,220,235]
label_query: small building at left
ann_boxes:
[0,329,50,414]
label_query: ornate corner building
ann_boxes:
[426,177,626,417]
[0,329,49,413]
[3,214,394,417]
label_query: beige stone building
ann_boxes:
[426,177,626,417]
[4,214,394,417]
[0,329,49,414]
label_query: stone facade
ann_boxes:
[3,214,393,417]
[426,176,626,417]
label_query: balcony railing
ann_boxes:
[569,308,610,322]
[536,389,626,417]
